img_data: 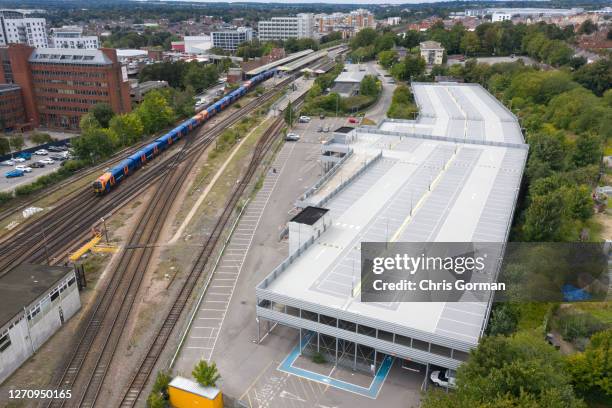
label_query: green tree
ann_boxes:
[487,303,519,336]
[391,55,425,81]
[566,329,611,401]
[577,19,597,35]
[423,334,585,408]
[350,28,378,49]
[573,59,612,96]
[137,90,175,135]
[460,31,480,56]
[573,133,601,167]
[79,113,101,133]
[91,103,115,128]
[183,63,218,92]
[146,392,168,408]
[523,191,565,241]
[192,360,221,388]
[109,113,144,146]
[74,128,117,162]
[562,185,594,221]
[284,99,295,127]
[360,75,379,97]
[9,135,24,152]
[377,50,398,69]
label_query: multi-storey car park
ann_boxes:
[255,82,528,377]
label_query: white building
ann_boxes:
[0,9,48,48]
[492,12,512,22]
[420,40,445,65]
[0,264,81,384]
[184,35,213,54]
[387,17,401,26]
[258,13,315,41]
[51,25,99,49]
[211,27,253,52]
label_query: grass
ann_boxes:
[573,302,612,326]
[515,303,552,332]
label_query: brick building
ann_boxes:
[0,84,26,131]
[0,44,131,130]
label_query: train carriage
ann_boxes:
[93,68,277,195]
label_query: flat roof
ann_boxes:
[246,49,314,76]
[334,126,354,134]
[29,48,113,65]
[379,83,524,145]
[259,83,527,347]
[0,264,74,328]
[290,206,328,226]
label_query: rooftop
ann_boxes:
[258,82,527,348]
[334,126,355,134]
[420,40,444,50]
[169,376,220,400]
[0,84,20,93]
[29,48,113,65]
[246,49,314,76]
[379,82,524,145]
[291,206,329,226]
[0,264,74,328]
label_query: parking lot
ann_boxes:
[0,151,67,193]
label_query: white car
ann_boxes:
[430,369,457,389]
[39,158,55,165]
[299,116,311,123]
[1,160,14,166]
[285,133,300,142]
[34,149,48,155]
[13,157,26,163]
[15,165,32,173]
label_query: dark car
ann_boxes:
[48,146,64,152]
[50,154,67,161]
[30,162,45,168]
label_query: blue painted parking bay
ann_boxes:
[278,334,394,399]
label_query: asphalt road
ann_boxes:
[0,155,64,193]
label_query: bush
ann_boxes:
[556,311,606,342]
[312,352,326,364]
[0,191,13,205]
[30,132,54,144]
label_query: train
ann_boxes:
[92,68,278,194]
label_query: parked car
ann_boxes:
[285,133,300,142]
[348,117,358,124]
[50,154,67,161]
[30,161,45,168]
[317,125,323,132]
[16,152,32,160]
[319,113,325,120]
[299,115,311,123]
[5,169,24,178]
[323,126,330,133]
[1,160,15,166]
[34,149,48,155]
[15,165,32,173]
[39,158,55,165]
[430,369,456,389]
[12,157,26,163]
[48,145,64,152]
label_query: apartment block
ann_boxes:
[0,44,131,130]
[51,26,99,50]
[258,13,314,41]
[0,84,26,131]
[0,10,48,48]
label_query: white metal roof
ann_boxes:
[259,83,528,346]
[29,48,113,65]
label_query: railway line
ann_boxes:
[0,80,289,275]
[40,81,304,408]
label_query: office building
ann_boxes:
[0,264,81,384]
[51,26,99,50]
[0,9,48,48]
[211,27,253,52]
[258,13,315,41]
[0,83,26,131]
[256,82,527,374]
[0,44,131,130]
[184,35,213,54]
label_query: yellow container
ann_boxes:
[168,376,223,408]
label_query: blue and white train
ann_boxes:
[93,68,277,194]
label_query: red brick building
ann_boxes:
[0,44,131,130]
[0,84,27,131]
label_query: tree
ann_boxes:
[9,135,24,152]
[284,100,295,127]
[146,371,171,408]
[91,103,115,128]
[423,334,585,408]
[577,19,597,35]
[486,303,518,336]
[192,360,220,388]
[377,50,398,69]
[523,191,565,241]
[460,31,480,56]
[109,113,144,146]
[359,75,379,97]
[566,329,611,401]
[79,113,101,133]
[573,133,601,167]
[573,59,612,96]
[562,185,594,221]
[350,28,377,49]
[74,128,117,162]
[146,392,168,408]
[183,63,218,92]
[391,55,425,81]
[137,90,175,135]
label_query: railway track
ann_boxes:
[120,94,306,407]
[0,81,290,275]
[41,81,297,408]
